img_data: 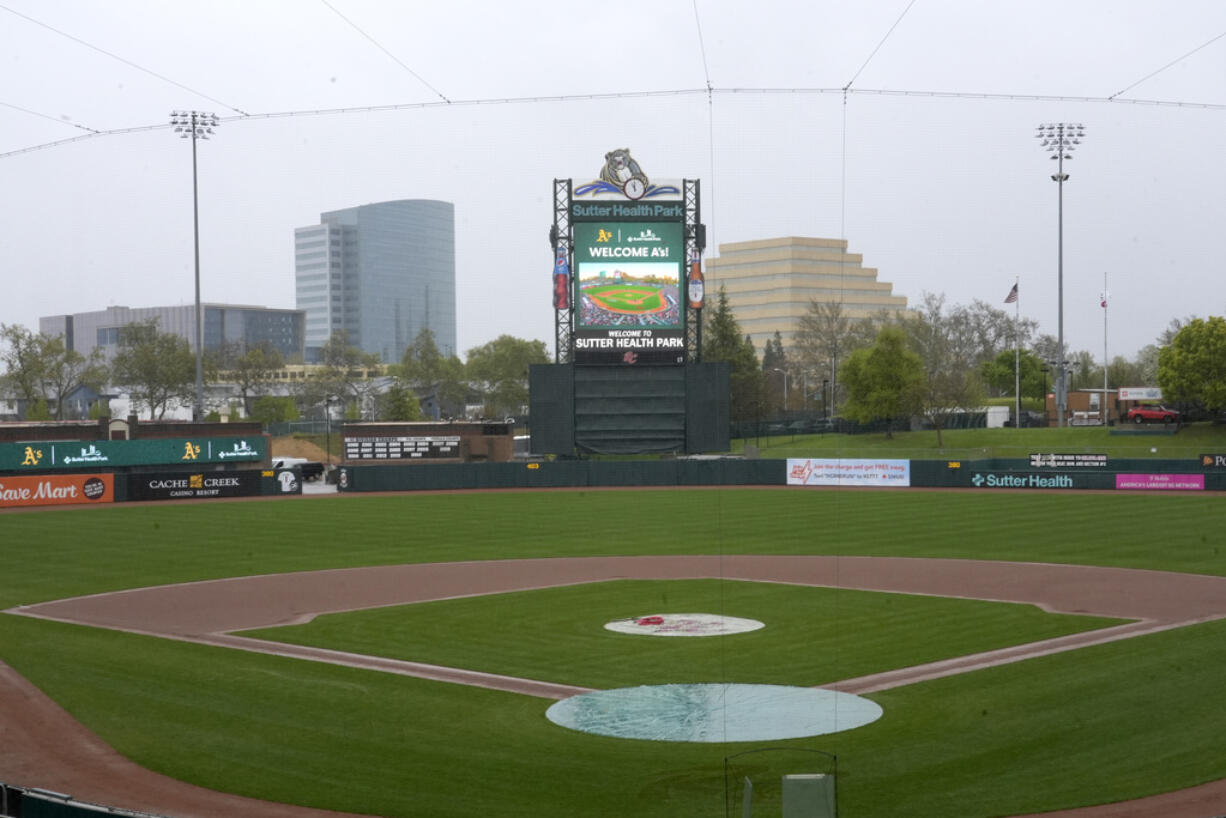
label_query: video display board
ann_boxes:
[572,220,685,365]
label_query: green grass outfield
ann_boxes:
[735,421,1226,460]
[2,490,1226,817]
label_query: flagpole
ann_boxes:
[1014,276,1021,428]
[1102,271,1109,425]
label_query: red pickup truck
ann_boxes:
[1126,405,1179,424]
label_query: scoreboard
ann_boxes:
[344,435,462,461]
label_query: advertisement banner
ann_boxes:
[1115,474,1204,491]
[0,473,114,508]
[1200,454,1226,469]
[127,470,268,502]
[787,458,911,487]
[572,220,686,365]
[1118,387,1162,401]
[0,437,266,471]
[1029,453,1108,468]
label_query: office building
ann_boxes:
[40,304,305,362]
[295,199,456,363]
[705,236,909,350]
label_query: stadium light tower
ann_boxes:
[170,110,220,422]
[1035,122,1086,428]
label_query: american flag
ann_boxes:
[1004,283,1018,304]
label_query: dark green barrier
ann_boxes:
[338,459,785,492]
[335,457,1226,494]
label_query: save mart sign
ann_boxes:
[0,437,266,471]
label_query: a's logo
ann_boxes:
[596,229,613,243]
[182,442,201,460]
[971,473,985,487]
[21,446,43,466]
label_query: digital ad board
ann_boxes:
[572,220,686,365]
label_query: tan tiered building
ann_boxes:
[705,236,910,350]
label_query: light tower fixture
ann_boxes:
[1035,122,1086,428]
[170,110,220,422]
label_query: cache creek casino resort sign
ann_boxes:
[566,149,698,365]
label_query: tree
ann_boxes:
[701,286,763,423]
[792,300,881,412]
[377,381,424,421]
[43,340,108,419]
[301,331,384,419]
[1158,316,1226,412]
[250,395,299,425]
[0,324,108,419]
[213,341,284,418]
[980,349,1046,404]
[897,293,986,446]
[761,331,788,413]
[399,327,468,418]
[464,334,549,419]
[0,324,50,410]
[110,321,196,420]
[840,326,924,438]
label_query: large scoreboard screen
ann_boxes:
[571,216,686,365]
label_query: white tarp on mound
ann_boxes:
[546,683,883,743]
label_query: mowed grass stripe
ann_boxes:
[2,490,1224,609]
[241,579,1125,689]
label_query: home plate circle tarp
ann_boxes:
[603,612,764,637]
[546,683,883,743]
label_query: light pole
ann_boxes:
[772,368,788,413]
[325,395,336,471]
[1036,122,1086,428]
[170,110,219,422]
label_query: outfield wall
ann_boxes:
[336,457,1226,493]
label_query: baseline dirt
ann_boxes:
[6,555,1226,817]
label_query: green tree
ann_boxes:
[377,381,424,421]
[1158,316,1226,412]
[898,293,986,446]
[300,332,383,420]
[701,286,763,423]
[110,320,196,420]
[399,327,467,418]
[465,335,549,419]
[250,395,300,426]
[0,324,108,419]
[840,326,924,438]
[761,331,788,413]
[980,349,1046,403]
[792,300,882,412]
[212,341,284,418]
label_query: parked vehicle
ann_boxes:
[1126,405,1179,424]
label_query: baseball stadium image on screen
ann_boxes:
[576,263,681,329]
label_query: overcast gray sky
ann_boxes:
[3,1,1223,362]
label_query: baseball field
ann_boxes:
[2,488,1226,817]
